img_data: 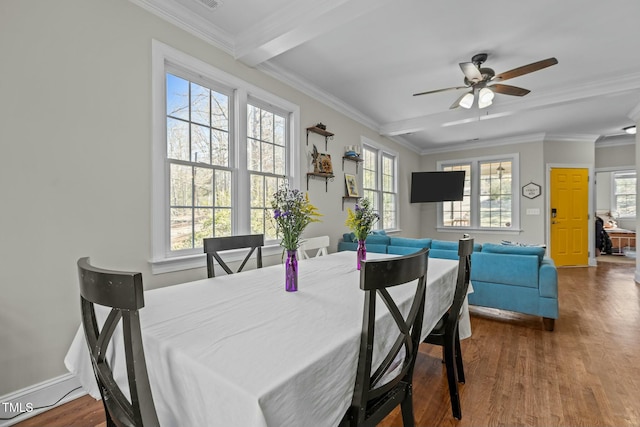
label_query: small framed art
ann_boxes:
[345,174,359,197]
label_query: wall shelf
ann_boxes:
[306,126,334,150]
[307,172,334,192]
[342,196,359,210]
[342,155,363,173]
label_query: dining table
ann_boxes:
[65,251,469,427]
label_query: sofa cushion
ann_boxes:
[342,232,390,245]
[387,246,423,255]
[471,252,540,288]
[481,243,546,263]
[388,237,432,248]
[431,240,459,251]
[337,241,388,253]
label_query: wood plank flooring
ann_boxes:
[15,263,640,427]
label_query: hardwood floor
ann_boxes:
[15,263,640,427]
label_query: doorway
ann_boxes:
[549,167,589,266]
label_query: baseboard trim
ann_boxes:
[0,373,87,427]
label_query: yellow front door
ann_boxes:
[550,168,589,266]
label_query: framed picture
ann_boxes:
[345,173,359,197]
[317,153,333,174]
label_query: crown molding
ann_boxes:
[596,134,635,148]
[128,0,235,54]
[544,133,600,144]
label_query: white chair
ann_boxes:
[298,236,330,259]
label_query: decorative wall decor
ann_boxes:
[345,174,359,197]
[317,153,333,174]
[522,182,542,199]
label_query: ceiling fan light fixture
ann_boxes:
[623,125,636,135]
[478,87,494,108]
[459,92,474,109]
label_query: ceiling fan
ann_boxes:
[413,53,558,109]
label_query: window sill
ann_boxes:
[436,227,523,235]
[150,243,284,274]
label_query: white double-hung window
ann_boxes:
[612,170,636,218]
[438,154,520,231]
[361,139,398,231]
[151,41,299,273]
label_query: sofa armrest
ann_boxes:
[539,260,558,298]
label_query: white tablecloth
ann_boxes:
[65,252,463,427]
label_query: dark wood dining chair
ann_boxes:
[423,235,474,420]
[341,248,429,427]
[203,234,264,278]
[77,257,160,427]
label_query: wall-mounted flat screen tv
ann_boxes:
[410,171,465,203]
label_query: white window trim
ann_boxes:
[436,153,521,234]
[360,136,400,232]
[150,40,300,273]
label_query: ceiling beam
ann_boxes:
[234,0,394,67]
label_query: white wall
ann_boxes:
[0,0,422,395]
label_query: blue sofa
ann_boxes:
[338,233,558,330]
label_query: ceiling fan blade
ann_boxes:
[413,85,468,97]
[490,84,531,96]
[459,62,483,83]
[493,57,558,82]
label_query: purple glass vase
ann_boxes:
[357,239,367,270]
[285,250,298,292]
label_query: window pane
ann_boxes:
[247,138,261,171]
[363,189,378,212]
[167,118,189,161]
[266,176,279,203]
[251,209,265,235]
[170,164,192,206]
[191,82,210,126]
[614,172,636,217]
[274,144,285,175]
[194,167,213,207]
[261,111,273,142]
[247,105,260,139]
[383,193,395,229]
[194,208,213,247]
[479,161,512,228]
[170,208,192,251]
[262,141,274,174]
[211,91,229,131]
[166,74,189,121]
[211,129,228,167]
[191,123,210,164]
[251,174,264,207]
[215,170,231,206]
[274,115,285,145]
[214,208,232,236]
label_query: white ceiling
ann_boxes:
[133,0,640,153]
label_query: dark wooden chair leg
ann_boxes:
[400,384,415,427]
[543,317,555,331]
[454,332,465,384]
[444,340,462,419]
